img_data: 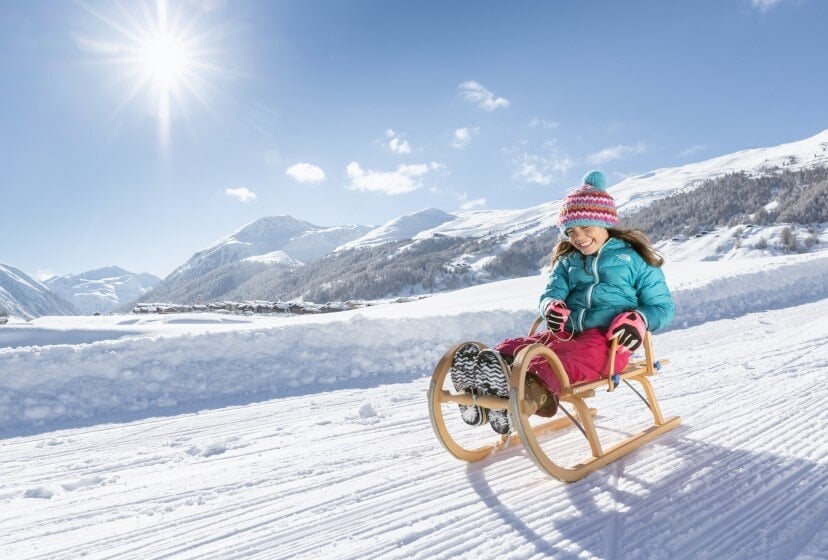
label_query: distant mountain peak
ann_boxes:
[337,208,456,251]
[0,262,78,319]
[231,215,320,243]
[44,267,160,315]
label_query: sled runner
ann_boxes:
[427,317,681,482]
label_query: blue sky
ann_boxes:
[1,0,827,279]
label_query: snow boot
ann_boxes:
[525,373,558,418]
[449,343,487,426]
[476,349,513,435]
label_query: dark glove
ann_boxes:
[544,301,571,333]
[607,311,646,352]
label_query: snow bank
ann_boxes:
[0,252,825,434]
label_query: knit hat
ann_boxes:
[557,170,619,235]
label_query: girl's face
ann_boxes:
[566,226,609,255]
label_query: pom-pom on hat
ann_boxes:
[557,170,619,236]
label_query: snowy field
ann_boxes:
[0,251,826,559]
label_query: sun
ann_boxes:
[139,32,192,93]
[78,0,226,148]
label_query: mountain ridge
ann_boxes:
[44,267,161,315]
[0,263,78,319]
[135,129,828,306]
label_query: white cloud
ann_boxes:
[286,163,326,183]
[529,118,559,130]
[225,187,257,202]
[36,270,55,282]
[679,144,706,158]
[507,147,573,186]
[751,0,788,12]
[586,143,647,165]
[451,127,479,149]
[346,162,440,195]
[458,81,510,111]
[460,197,486,210]
[385,129,412,154]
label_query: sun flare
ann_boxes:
[139,33,191,92]
[78,0,227,148]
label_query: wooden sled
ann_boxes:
[427,317,681,482]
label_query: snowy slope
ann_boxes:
[0,250,826,432]
[611,128,828,213]
[167,216,373,281]
[44,266,160,315]
[338,128,828,250]
[0,263,78,320]
[0,253,826,559]
[336,208,456,250]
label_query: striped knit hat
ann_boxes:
[557,170,618,235]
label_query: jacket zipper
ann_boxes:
[579,241,607,331]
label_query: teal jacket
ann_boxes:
[539,237,674,333]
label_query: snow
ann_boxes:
[0,247,826,559]
[610,128,828,213]
[336,208,456,250]
[334,129,828,252]
[44,268,161,315]
[167,217,372,282]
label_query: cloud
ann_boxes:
[459,197,486,210]
[507,146,573,186]
[346,162,440,195]
[586,143,647,165]
[458,81,510,111]
[286,163,326,183]
[529,118,559,130]
[36,270,55,282]
[451,127,479,149]
[225,187,257,202]
[679,144,706,158]
[385,129,412,154]
[751,0,788,12]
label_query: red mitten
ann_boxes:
[607,311,646,352]
[544,301,571,333]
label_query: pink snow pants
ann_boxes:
[495,328,630,396]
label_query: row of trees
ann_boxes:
[229,235,499,303]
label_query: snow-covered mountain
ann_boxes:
[165,215,373,283]
[336,208,457,250]
[337,128,828,251]
[44,266,160,315]
[0,263,78,320]
[610,127,828,213]
[139,129,827,306]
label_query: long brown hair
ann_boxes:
[551,228,665,267]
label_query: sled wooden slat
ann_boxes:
[436,391,510,411]
[428,321,681,482]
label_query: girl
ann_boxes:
[450,170,674,434]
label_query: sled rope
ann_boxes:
[623,379,652,411]
[557,402,588,440]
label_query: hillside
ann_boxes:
[0,263,78,320]
[138,216,373,305]
[0,252,825,559]
[133,130,828,307]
